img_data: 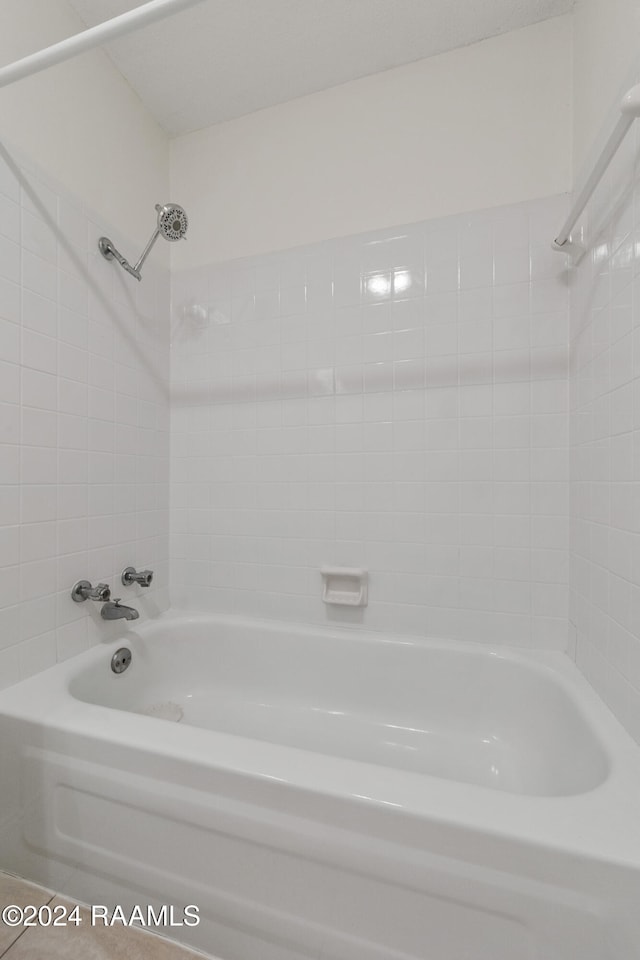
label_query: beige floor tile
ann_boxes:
[4,897,208,960]
[0,873,53,956]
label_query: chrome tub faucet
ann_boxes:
[101,599,140,621]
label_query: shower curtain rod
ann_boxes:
[552,82,640,255]
[0,0,207,90]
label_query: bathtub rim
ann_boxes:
[2,609,640,873]
[66,611,613,798]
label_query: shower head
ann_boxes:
[156,203,188,242]
[98,200,188,281]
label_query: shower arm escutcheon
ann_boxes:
[99,202,188,282]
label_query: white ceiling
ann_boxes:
[68,0,574,137]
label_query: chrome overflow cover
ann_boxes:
[111,647,132,674]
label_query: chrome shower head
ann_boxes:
[98,201,189,281]
[156,203,188,242]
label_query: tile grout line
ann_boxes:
[0,891,56,960]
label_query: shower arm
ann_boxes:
[133,227,162,275]
[99,219,162,282]
[98,236,144,282]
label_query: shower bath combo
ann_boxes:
[98,202,188,280]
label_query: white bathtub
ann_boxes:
[1,613,640,959]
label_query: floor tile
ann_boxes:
[4,897,209,960]
[0,874,53,956]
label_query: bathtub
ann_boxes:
[1,613,640,960]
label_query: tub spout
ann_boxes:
[101,599,139,621]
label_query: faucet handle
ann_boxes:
[121,566,154,588]
[71,580,111,603]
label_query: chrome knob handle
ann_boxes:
[71,580,111,603]
[121,566,153,588]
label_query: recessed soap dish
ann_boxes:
[321,567,368,607]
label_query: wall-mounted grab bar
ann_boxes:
[552,82,640,255]
[0,0,207,90]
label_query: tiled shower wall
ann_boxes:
[171,195,570,648]
[0,147,170,690]
[570,124,640,741]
